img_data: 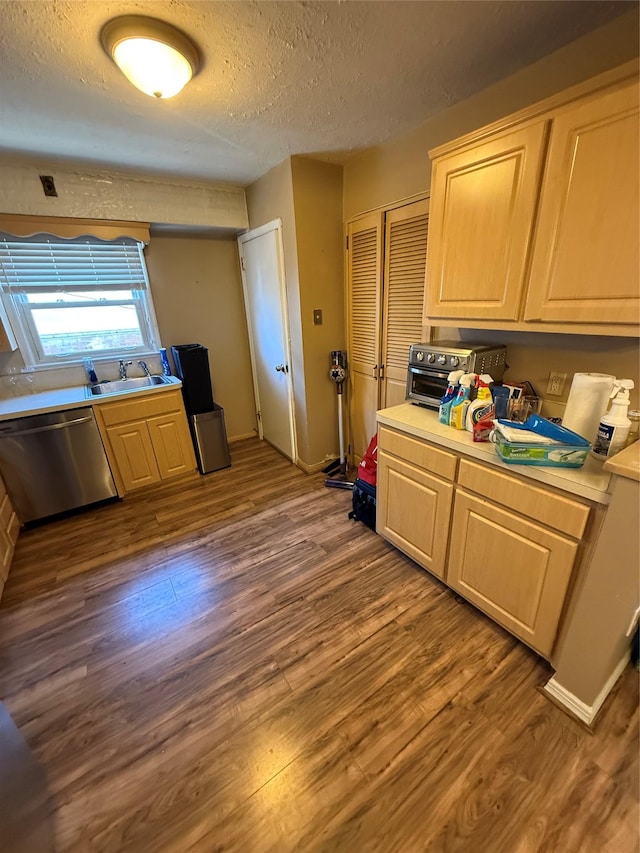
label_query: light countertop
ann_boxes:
[0,377,183,422]
[377,403,612,505]
[604,440,640,482]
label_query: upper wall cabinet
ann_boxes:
[425,122,547,322]
[424,62,639,336]
[525,81,639,325]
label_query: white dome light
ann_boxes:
[101,16,200,100]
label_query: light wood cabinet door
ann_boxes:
[347,211,384,462]
[377,450,453,579]
[425,121,547,322]
[380,199,429,409]
[106,421,161,493]
[147,413,196,480]
[525,82,639,325]
[448,489,578,657]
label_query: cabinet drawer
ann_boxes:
[378,426,457,480]
[458,459,590,539]
[96,390,183,427]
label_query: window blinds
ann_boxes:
[0,234,148,293]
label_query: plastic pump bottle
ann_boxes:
[439,369,464,425]
[450,373,475,429]
[465,374,494,432]
[592,379,635,460]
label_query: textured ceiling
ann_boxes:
[0,0,632,186]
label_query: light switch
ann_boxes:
[313,309,323,326]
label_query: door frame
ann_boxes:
[237,218,298,464]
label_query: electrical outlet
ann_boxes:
[547,371,567,396]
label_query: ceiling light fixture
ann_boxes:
[101,15,201,99]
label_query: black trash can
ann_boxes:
[171,343,215,415]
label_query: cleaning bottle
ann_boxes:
[592,379,635,460]
[465,374,494,432]
[439,369,464,425]
[159,347,172,376]
[82,357,99,385]
[449,373,475,429]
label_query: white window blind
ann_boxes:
[0,233,159,367]
[0,235,148,293]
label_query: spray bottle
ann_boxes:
[592,379,635,460]
[439,369,464,425]
[465,374,494,432]
[449,373,475,429]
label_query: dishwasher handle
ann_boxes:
[0,415,94,437]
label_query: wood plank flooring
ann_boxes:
[0,437,637,852]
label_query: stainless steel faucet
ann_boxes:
[138,360,151,377]
[119,360,133,380]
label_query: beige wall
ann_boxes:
[453,329,640,416]
[145,233,256,441]
[246,157,344,468]
[344,8,640,219]
[291,157,345,465]
[245,160,308,457]
[343,9,640,414]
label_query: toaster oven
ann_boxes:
[406,341,507,409]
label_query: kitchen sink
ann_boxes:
[88,375,172,396]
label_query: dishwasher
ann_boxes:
[0,408,118,523]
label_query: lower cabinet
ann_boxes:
[376,425,592,659]
[377,425,457,579]
[95,390,197,496]
[0,472,20,602]
[106,420,162,492]
[447,490,578,656]
[377,452,453,579]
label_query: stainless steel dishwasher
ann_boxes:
[0,408,117,523]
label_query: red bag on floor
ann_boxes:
[357,434,378,487]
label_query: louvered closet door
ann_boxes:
[347,211,383,463]
[380,199,429,409]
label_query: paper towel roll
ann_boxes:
[563,373,615,443]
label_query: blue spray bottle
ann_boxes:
[439,370,464,425]
[159,348,172,376]
[450,373,475,429]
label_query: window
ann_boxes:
[0,234,160,367]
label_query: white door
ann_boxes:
[238,220,296,462]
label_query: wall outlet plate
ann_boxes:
[547,371,567,396]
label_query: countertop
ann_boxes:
[377,403,612,505]
[604,440,640,482]
[0,377,183,422]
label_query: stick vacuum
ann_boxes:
[325,351,355,490]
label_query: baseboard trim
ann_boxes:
[228,432,258,443]
[296,458,328,475]
[543,653,630,726]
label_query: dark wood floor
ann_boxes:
[0,437,637,852]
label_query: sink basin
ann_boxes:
[88,375,171,396]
